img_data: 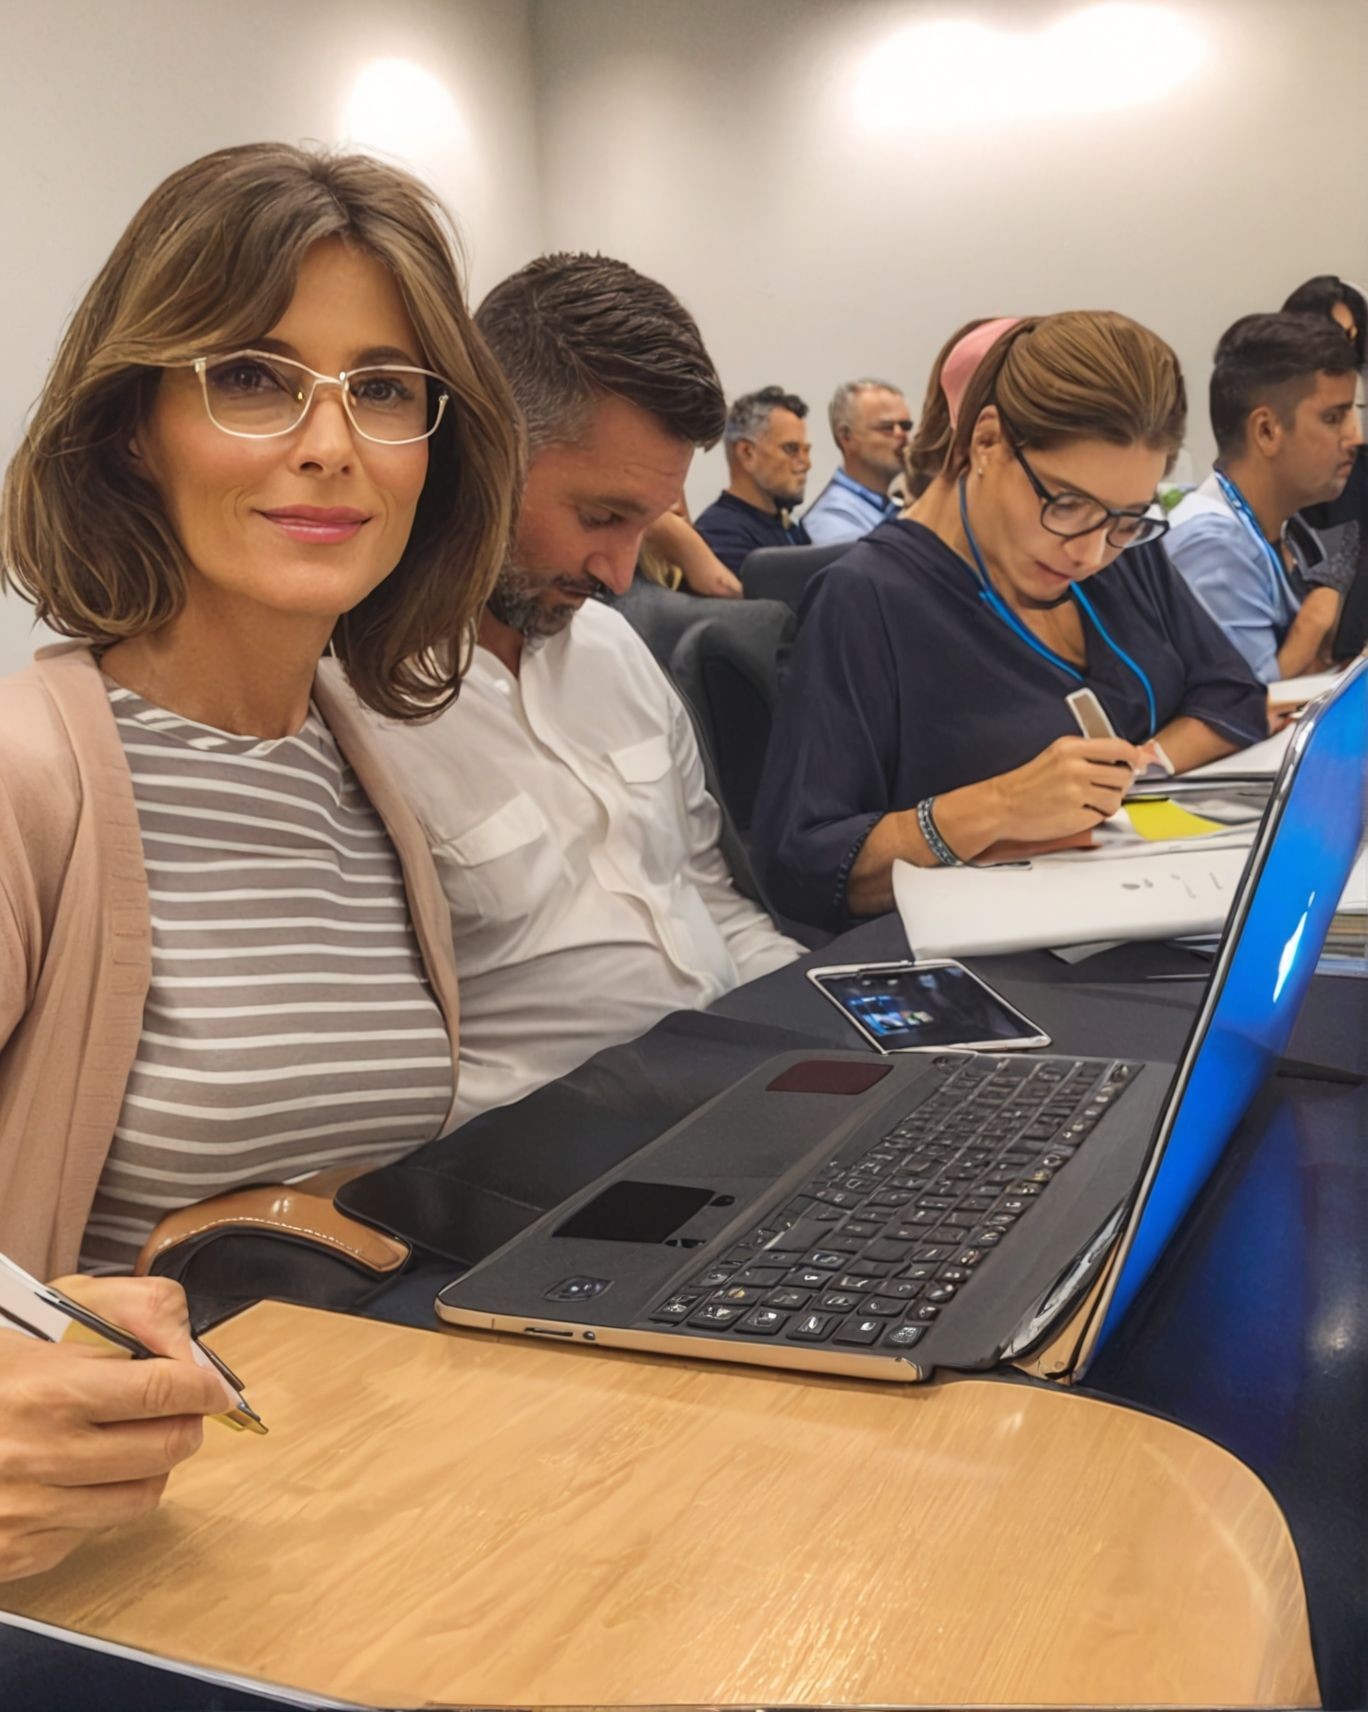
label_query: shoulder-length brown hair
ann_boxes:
[1,142,521,717]
[943,311,1187,483]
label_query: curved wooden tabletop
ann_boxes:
[1,1301,1319,1709]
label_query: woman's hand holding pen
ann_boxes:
[0,1275,232,1581]
[896,735,1156,882]
[987,735,1155,843]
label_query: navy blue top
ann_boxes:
[751,518,1269,932]
[694,490,812,572]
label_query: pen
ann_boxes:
[39,1288,267,1435]
[55,1293,162,1359]
[0,1302,59,1342]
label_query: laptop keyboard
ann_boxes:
[646,1053,1140,1354]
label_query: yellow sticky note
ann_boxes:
[1126,800,1227,841]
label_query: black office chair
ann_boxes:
[737,542,851,611]
[611,576,716,669]
[667,602,793,841]
[1332,554,1368,660]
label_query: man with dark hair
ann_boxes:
[693,386,813,571]
[1168,312,1361,681]
[1281,274,1366,366]
[1282,276,1368,660]
[803,378,912,544]
[354,253,801,1123]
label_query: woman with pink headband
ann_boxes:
[752,310,1268,933]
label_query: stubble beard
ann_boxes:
[486,559,601,644]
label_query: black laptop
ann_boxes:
[437,659,1367,1383]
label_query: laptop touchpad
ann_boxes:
[554,1181,717,1245]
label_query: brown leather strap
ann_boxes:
[134,1166,411,1278]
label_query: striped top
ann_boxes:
[79,681,455,1271]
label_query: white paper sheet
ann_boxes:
[1268,669,1345,706]
[892,845,1252,959]
[1185,724,1295,779]
[0,1611,365,1709]
[1338,849,1367,916]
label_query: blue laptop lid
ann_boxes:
[1085,659,1367,1364]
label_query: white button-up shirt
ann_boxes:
[348,602,802,1122]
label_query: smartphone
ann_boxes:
[1066,686,1117,740]
[1068,687,1173,778]
[806,959,1051,1054]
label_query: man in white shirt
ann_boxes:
[363,254,803,1121]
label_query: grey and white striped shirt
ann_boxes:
[80,682,455,1271]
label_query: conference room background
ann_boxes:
[2,0,1365,677]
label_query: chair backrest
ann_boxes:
[738,542,850,611]
[1332,554,1368,660]
[667,602,793,840]
[611,577,715,669]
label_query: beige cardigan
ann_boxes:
[0,643,461,1279]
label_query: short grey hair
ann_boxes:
[723,384,808,449]
[828,377,904,443]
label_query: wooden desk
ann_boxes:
[1,1302,1318,1708]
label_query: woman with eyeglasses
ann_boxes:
[752,311,1267,933]
[0,143,518,1578]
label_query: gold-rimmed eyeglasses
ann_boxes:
[189,350,451,445]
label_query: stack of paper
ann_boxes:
[1267,670,1345,708]
[892,844,1253,959]
[1325,848,1368,968]
[1185,725,1294,780]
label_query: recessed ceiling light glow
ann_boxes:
[340,58,467,161]
[855,4,1207,129]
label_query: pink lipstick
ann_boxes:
[258,506,371,544]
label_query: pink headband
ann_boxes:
[941,317,1022,429]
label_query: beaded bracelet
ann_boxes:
[916,796,965,867]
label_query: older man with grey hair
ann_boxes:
[803,378,913,545]
[694,385,814,572]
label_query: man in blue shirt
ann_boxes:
[694,386,813,571]
[1167,313,1361,682]
[803,378,911,544]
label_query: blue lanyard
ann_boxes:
[1212,469,1299,611]
[955,478,1158,739]
[834,468,900,519]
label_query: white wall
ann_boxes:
[0,0,541,676]
[531,0,1368,514]
[5,0,1366,673]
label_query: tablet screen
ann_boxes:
[812,963,1046,1052]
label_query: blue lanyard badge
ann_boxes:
[835,468,900,520]
[1212,470,1298,610]
[956,478,1158,739]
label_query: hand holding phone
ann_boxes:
[1067,689,1173,777]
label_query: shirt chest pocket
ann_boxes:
[604,734,689,877]
[431,792,566,926]
[607,734,672,786]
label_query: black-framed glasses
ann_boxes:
[1011,443,1169,549]
[189,350,452,445]
[872,417,914,435]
